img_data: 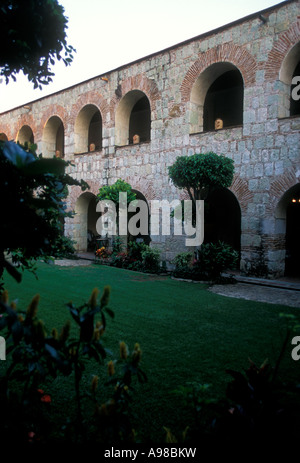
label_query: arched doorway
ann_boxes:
[204,187,241,263]
[275,184,300,277]
[74,192,100,252]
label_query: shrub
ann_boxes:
[173,252,194,271]
[0,287,146,445]
[193,241,238,280]
[172,242,238,281]
[141,247,161,274]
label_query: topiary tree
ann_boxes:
[168,152,234,203]
[97,179,136,208]
[0,0,75,89]
[168,152,234,231]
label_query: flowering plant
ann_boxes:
[95,246,112,261]
[0,286,146,444]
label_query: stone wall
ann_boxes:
[0,0,299,277]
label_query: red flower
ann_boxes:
[37,388,51,403]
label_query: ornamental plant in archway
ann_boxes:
[169,152,236,278]
[97,179,136,241]
[168,151,234,203]
[168,151,234,230]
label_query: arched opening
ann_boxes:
[115,90,151,146]
[276,184,300,277]
[279,41,300,118]
[189,63,244,134]
[290,60,300,117]
[17,125,34,147]
[203,69,244,131]
[42,116,64,158]
[204,187,241,264]
[88,111,102,151]
[0,133,8,141]
[128,190,151,245]
[74,192,100,252]
[74,105,102,154]
[129,96,151,144]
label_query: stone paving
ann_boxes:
[209,282,300,308]
[54,258,92,267]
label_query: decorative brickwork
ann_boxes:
[230,175,254,214]
[267,169,299,217]
[265,19,300,81]
[70,90,110,128]
[110,73,160,118]
[180,43,257,104]
[39,104,68,138]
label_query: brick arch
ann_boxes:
[229,174,254,215]
[266,169,300,217]
[180,43,257,103]
[67,180,100,211]
[110,73,161,117]
[69,90,110,128]
[172,175,252,213]
[38,104,68,139]
[124,177,156,203]
[0,123,13,140]
[14,113,36,141]
[265,19,300,82]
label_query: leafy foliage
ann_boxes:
[168,152,234,201]
[104,241,161,274]
[168,314,300,444]
[141,246,161,273]
[0,140,89,285]
[172,252,194,272]
[172,242,238,281]
[0,0,76,89]
[0,287,146,444]
[97,179,136,209]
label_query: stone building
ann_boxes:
[0,0,299,278]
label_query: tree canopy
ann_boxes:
[168,152,234,201]
[0,0,75,89]
[97,179,136,209]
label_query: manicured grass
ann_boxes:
[2,262,300,442]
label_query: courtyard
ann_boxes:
[1,259,300,444]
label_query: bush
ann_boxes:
[193,241,238,280]
[141,247,161,274]
[173,252,194,271]
[172,242,238,281]
[0,287,146,445]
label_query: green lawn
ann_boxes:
[2,262,300,443]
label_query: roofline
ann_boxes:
[0,0,295,115]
